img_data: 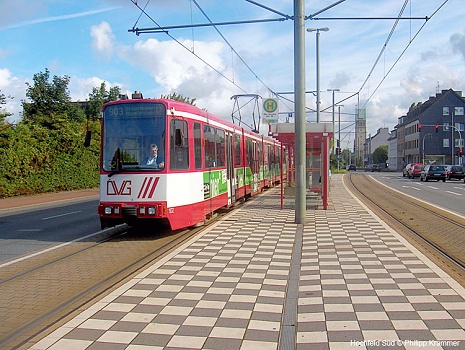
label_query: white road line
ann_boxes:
[445,191,462,196]
[42,211,82,220]
[402,186,421,191]
[0,224,127,269]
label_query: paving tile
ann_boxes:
[27,178,465,350]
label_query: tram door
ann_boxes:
[226,132,236,204]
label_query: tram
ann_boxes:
[97,94,285,230]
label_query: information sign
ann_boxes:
[262,98,279,124]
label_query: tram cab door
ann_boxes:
[226,132,236,205]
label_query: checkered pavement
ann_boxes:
[30,174,465,350]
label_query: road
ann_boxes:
[0,191,100,264]
[358,171,465,216]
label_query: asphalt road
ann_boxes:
[0,194,100,264]
[357,171,465,216]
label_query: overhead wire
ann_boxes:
[129,0,249,94]
[359,0,448,109]
[190,0,277,97]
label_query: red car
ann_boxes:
[407,164,424,179]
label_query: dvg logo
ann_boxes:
[107,180,132,196]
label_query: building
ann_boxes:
[387,129,397,170]
[364,127,391,165]
[396,89,465,168]
[355,108,366,167]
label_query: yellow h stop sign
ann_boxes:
[262,98,278,124]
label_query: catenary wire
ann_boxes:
[359,0,448,109]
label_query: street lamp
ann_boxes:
[307,27,329,123]
[327,88,340,153]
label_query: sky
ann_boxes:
[1,0,465,149]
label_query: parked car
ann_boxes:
[347,164,356,171]
[420,164,447,182]
[445,165,465,180]
[407,164,424,179]
[403,163,413,177]
[364,164,371,172]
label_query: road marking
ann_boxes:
[0,224,127,269]
[402,186,421,191]
[445,191,462,196]
[427,186,439,190]
[42,211,82,220]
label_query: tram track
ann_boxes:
[345,173,465,287]
[0,213,226,350]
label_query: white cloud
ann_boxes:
[0,68,26,123]
[90,21,116,60]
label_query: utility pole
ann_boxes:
[294,0,306,224]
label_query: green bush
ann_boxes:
[0,120,100,198]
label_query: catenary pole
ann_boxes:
[294,0,306,224]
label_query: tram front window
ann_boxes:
[102,102,166,172]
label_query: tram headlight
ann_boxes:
[139,206,146,215]
[104,206,113,215]
[148,207,156,215]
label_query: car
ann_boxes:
[420,164,447,182]
[347,164,356,171]
[403,163,413,177]
[370,164,381,172]
[407,163,424,179]
[445,165,465,180]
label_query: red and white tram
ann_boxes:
[98,95,285,230]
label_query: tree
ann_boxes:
[22,68,73,127]
[372,145,388,164]
[161,92,196,105]
[85,82,121,120]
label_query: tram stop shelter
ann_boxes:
[270,122,333,209]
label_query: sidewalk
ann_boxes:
[0,189,99,215]
[26,174,465,349]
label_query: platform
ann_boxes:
[30,174,465,350]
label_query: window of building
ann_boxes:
[443,139,450,148]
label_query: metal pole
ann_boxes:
[328,88,340,154]
[316,30,320,123]
[452,108,455,165]
[294,0,306,224]
[338,105,342,171]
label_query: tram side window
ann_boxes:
[234,134,241,166]
[194,123,202,169]
[246,138,253,171]
[204,125,215,168]
[257,142,262,173]
[170,119,189,170]
[216,129,225,168]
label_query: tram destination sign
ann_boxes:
[262,98,279,124]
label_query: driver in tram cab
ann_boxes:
[144,144,165,169]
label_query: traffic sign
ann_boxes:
[262,98,279,124]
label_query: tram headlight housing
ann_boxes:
[148,207,156,215]
[104,206,113,215]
